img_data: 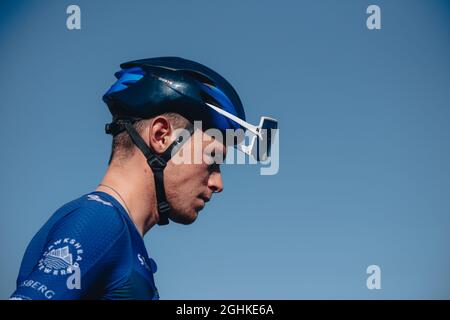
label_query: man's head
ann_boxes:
[103,57,278,226]
[108,112,226,224]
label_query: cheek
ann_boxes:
[186,164,209,188]
[167,163,208,190]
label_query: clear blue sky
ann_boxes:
[1,0,450,299]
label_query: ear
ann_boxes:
[148,116,173,154]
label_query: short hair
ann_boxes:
[108,112,190,165]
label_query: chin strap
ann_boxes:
[105,119,194,225]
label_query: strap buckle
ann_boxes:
[147,155,167,169]
[157,201,171,225]
[158,201,171,214]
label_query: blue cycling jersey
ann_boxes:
[10,191,159,300]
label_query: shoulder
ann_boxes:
[48,193,128,250]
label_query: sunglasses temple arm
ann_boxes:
[204,102,261,136]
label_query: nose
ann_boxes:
[208,171,224,193]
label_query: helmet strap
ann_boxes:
[115,120,194,226]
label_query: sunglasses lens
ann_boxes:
[257,119,278,161]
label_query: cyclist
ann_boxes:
[10,57,276,300]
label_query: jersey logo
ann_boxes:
[87,194,113,206]
[38,238,83,276]
[10,296,29,300]
[44,246,73,268]
[137,253,157,274]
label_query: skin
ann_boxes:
[95,115,226,236]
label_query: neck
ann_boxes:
[95,157,159,236]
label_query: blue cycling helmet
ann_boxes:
[103,57,247,225]
[103,56,246,133]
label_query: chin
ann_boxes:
[169,209,198,225]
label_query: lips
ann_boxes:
[197,195,210,210]
[201,196,211,203]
